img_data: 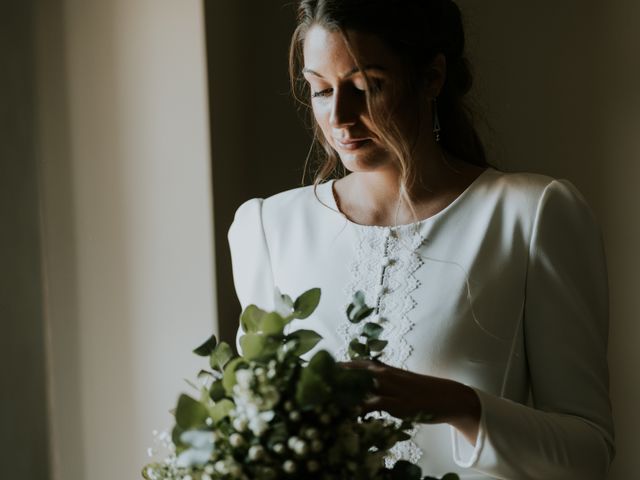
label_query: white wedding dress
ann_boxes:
[227,168,614,479]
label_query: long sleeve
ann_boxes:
[453,180,615,479]
[227,198,276,353]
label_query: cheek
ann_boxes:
[311,103,333,140]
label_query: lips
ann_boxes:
[335,138,371,150]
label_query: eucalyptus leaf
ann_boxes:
[193,334,217,356]
[390,460,422,480]
[295,368,331,408]
[286,329,322,356]
[348,339,368,358]
[354,290,366,306]
[354,306,375,322]
[240,305,267,333]
[362,322,383,339]
[210,341,234,371]
[222,357,248,395]
[260,312,286,334]
[209,398,234,422]
[209,379,225,401]
[293,288,321,319]
[368,339,388,352]
[307,350,335,379]
[175,394,208,430]
[239,333,267,361]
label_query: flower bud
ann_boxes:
[232,417,248,432]
[304,428,319,440]
[287,436,300,450]
[229,433,245,448]
[289,410,301,422]
[248,445,265,461]
[292,439,308,456]
[283,460,297,474]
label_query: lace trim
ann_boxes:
[337,225,426,467]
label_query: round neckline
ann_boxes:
[325,167,495,230]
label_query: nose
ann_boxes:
[329,87,359,128]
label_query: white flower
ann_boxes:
[236,369,254,389]
[248,415,269,437]
[233,417,248,432]
[272,443,285,454]
[311,439,323,452]
[282,460,297,474]
[292,439,308,456]
[229,433,245,448]
[307,460,320,472]
[289,410,301,422]
[214,460,228,474]
[320,413,332,424]
[248,445,265,461]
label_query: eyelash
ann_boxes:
[311,80,383,98]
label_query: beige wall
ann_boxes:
[457,1,640,477]
[35,1,216,479]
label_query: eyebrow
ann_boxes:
[301,65,387,79]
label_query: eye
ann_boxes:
[311,88,332,98]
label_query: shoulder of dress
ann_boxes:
[487,169,555,196]
[262,183,329,221]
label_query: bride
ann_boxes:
[228,1,614,478]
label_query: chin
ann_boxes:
[338,151,391,173]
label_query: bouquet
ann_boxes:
[143,288,459,480]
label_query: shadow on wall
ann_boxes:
[205,1,310,348]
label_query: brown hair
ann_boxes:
[289,0,488,209]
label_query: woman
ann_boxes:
[228,0,615,478]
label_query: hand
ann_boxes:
[338,359,481,446]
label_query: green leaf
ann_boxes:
[240,305,267,333]
[362,322,383,339]
[295,368,331,408]
[354,306,375,322]
[171,424,185,450]
[286,329,322,356]
[348,339,368,358]
[390,460,422,480]
[293,288,321,319]
[193,335,217,356]
[210,342,234,371]
[239,333,267,361]
[440,474,460,480]
[307,350,335,379]
[209,398,234,422]
[367,339,388,352]
[260,312,286,334]
[209,379,226,401]
[222,357,248,395]
[175,394,208,430]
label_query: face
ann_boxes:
[302,25,427,173]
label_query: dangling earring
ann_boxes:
[432,98,441,143]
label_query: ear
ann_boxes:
[424,53,447,99]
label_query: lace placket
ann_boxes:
[337,224,427,467]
